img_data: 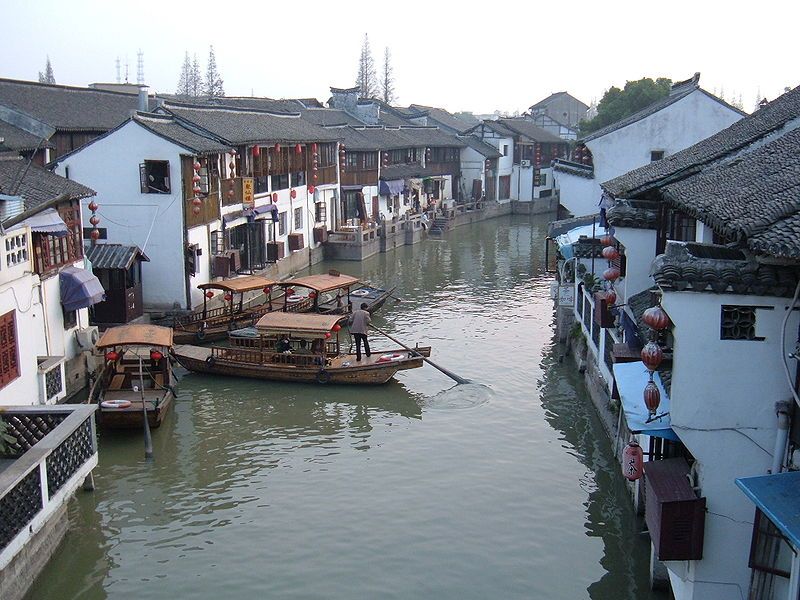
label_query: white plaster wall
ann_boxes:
[55,121,188,309]
[40,262,89,362]
[460,146,486,199]
[662,290,800,600]
[553,170,598,217]
[613,227,657,302]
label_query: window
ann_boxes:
[270,173,289,191]
[721,305,766,341]
[318,143,336,167]
[651,150,665,162]
[668,211,696,242]
[294,207,303,230]
[502,144,509,156]
[210,230,225,255]
[278,212,287,236]
[747,509,792,599]
[0,310,20,390]
[5,232,29,267]
[315,201,327,224]
[139,160,171,194]
[292,171,306,187]
[82,227,107,240]
[499,175,511,199]
[185,244,198,277]
[539,173,547,187]
[62,306,77,330]
[34,201,83,275]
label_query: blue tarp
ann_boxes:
[253,203,280,223]
[612,360,677,441]
[737,471,800,548]
[60,266,105,311]
[379,179,405,196]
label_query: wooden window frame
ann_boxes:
[0,310,20,390]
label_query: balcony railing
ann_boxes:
[0,405,98,570]
[37,356,66,404]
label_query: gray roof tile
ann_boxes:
[0,157,94,213]
[86,243,148,269]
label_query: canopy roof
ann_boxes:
[198,275,276,293]
[737,471,800,549]
[282,273,359,292]
[97,324,174,348]
[256,312,345,336]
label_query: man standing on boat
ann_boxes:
[349,303,372,361]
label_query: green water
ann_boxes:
[26,214,664,599]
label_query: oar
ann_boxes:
[371,325,471,385]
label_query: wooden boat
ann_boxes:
[229,270,394,347]
[89,324,177,429]
[173,312,428,385]
[171,275,283,344]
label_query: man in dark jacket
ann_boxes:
[349,303,372,361]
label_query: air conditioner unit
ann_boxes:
[76,326,100,349]
[520,159,532,168]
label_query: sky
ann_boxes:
[1,0,797,115]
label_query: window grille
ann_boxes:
[720,305,763,341]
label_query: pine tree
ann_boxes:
[380,47,396,104]
[203,45,225,98]
[176,51,192,97]
[355,34,378,99]
[38,56,55,84]
[190,54,202,97]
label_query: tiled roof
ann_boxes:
[496,118,567,143]
[0,120,54,151]
[652,241,799,297]
[552,159,594,179]
[529,91,589,112]
[157,95,297,114]
[409,104,474,134]
[133,113,231,154]
[0,78,146,132]
[86,243,149,270]
[332,125,464,152]
[606,199,658,229]
[603,85,800,198]
[459,135,501,158]
[299,108,363,127]
[0,157,94,213]
[162,103,341,145]
[380,163,429,180]
[661,127,800,255]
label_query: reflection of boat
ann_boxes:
[89,325,177,429]
[174,312,428,385]
[229,270,394,347]
[171,275,281,344]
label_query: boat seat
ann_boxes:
[109,374,126,390]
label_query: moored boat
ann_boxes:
[89,324,177,429]
[173,312,428,385]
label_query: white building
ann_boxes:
[553,73,746,217]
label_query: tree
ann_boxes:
[190,54,202,97]
[176,51,192,97]
[379,47,396,104]
[203,45,225,98]
[38,56,55,84]
[579,77,672,135]
[355,34,378,99]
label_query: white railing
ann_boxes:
[36,356,66,405]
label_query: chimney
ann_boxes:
[137,85,149,112]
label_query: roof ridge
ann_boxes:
[0,77,145,98]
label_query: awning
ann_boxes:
[379,179,405,196]
[21,208,69,236]
[60,265,105,311]
[253,203,279,222]
[612,361,677,441]
[736,471,800,549]
[555,224,598,259]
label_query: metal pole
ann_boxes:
[139,355,153,460]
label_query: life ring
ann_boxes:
[205,355,217,367]
[316,369,331,384]
[101,399,131,409]
[287,294,305,303]
[351,289,370,297]
[376,352,405,363]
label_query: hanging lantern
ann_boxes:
[253,145,261,157]
[332,323,341,332]
[295,144,302,154]
[205,291,214,299]
[193,161,201,172]
[193,197,202,207]
[192,205,201,215]
[263,286,272,295]
[309,291,317,299]
[224,293,233,302]
[622,440,644,481]
[308,185,315,194]
[274,143,281,152]
[312,173,318,181]
[603,267,620,281]
[312,143,318,153]
[641,341,664,372]
[272,192,278,203]
[643,306,670,330]
[193,184,202,194]
[150,349,164,362]
[600,234,615,247]
[89,215,100,226]
[601,246,619,261]
[324,332,332,339]
[230,149,237,156]
[88,200,98,212]
[104,350,119,362]
[286,288,295,295]
[643,379,661,414]
[290,189,297,199]
[90,229,101,240]
[604,289,617,305]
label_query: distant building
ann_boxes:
[528,91,589,129]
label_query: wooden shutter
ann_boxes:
[0,310,20,389]
[139,163,148,193]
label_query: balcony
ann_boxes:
[0,405,98,600]
[37,356,66,404]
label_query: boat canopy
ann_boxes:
[282,273,359,293]
[198,275,276,293]
[97,324,174,348]
[256,312,345,336]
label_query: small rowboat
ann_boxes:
[173,312,428,385]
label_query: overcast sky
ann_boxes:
[2,0,796,115]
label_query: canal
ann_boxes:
[27,214,665,600]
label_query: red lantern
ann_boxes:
[641,341,664,372]
[193,174,202,184]
[604,289,617,305]
[150,349,163,362]
[312,143,318,153]
[286,288,295,295]
[643,379,661,414]
[228,189,235,198]
[193,197,202,207]
[224,293,233,302]
[89,215,100,226]
[332,324,341,332]
[324,332,332,339]
[192,205,201,215]
[252,145,261,157]
[193,161,201,171]
[263,286,272,295]
[290,189,297,199]
[274,143,281,152]
[309,291,317,299]
[643,306,670,330]
[601,246,619,261]
[295,144,302,154]
[603,267,620,281]
[205,291,214,299]
[600,234,615,247]
[90,229,101,240]
[88,200,98,212]
[272,192,278,202]
[312,173,318,181]
[308,185,315,194]
[104,350,119,362]
[622,440,644,481]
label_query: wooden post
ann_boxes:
[202,292,208,320]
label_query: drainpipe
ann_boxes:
[771,401,791,474]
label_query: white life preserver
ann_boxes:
[351,289,370,297]
[101,399,132,409]
[376,352,404,363]
[287,294,305,303]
